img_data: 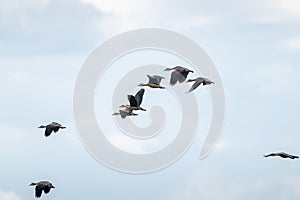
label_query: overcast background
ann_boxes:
[1,0,300,199]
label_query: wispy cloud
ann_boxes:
[81,0,157,35]
[0,189,21,200]
[81,0,217,35]
[280,37,300,51]
[252,0,300,24]
[168,168,269,200]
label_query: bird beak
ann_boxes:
[51,186,55,188]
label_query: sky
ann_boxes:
[1,0,300,199]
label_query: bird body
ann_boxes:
[38,122,66,137]
[186,77,214,93]
[264,152,299,159]
[29,181,55,198]
[114,88,146,119]
[164,66,193,85]
[120,88,146,111]
[138,75,165,89]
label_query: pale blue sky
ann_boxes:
[1,0,300,199]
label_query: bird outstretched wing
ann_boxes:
[188,79,204,92]
[43,186,51,194]
[127,95,138,107]
[147,75,159,85]
[170,71,181,85]
[135,89,145,106]
[44,127,53,137]
[153,75,164,84]
[35,185,43,198]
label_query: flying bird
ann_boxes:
[29,181,55,198]
[264,152,299,159]
[138,75,165,89]
[38,122,66,137]
[112,107,138,119]
[186,77,214,93]
[119,88,146,111]
[164,66,193,85]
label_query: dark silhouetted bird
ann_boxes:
[264,152,299,159]
[38,122,66,137]
[120,88,146,111]
[29,181,55,198]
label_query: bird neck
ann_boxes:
[165,67,175,71]
[138,83,148,86]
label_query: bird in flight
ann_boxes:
[119,88,146,111]
[164,66,193,85]
[29,181,55,198]
[264,152,299,159]
[38,122,66,137]
[138,75,165,89]
[112,107,138,119]
[186,77,214,93]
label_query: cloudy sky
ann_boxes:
[1,0,300,199]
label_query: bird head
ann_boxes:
[38,125,46,128]
[29,183,37,186]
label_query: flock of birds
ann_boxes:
[30,65,214,198]
[27,65,298,198]
[112,66,214,118]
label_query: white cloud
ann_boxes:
[81,0,158,35]
[271,0,300,15]
[0,190,21,200]
[280,37,300,50]
[169,168,269,200]
[252,0,300,24]
[10,70,30,82]
[81,0,217,35]
[80,0,300,34]
[169,168,300,200]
